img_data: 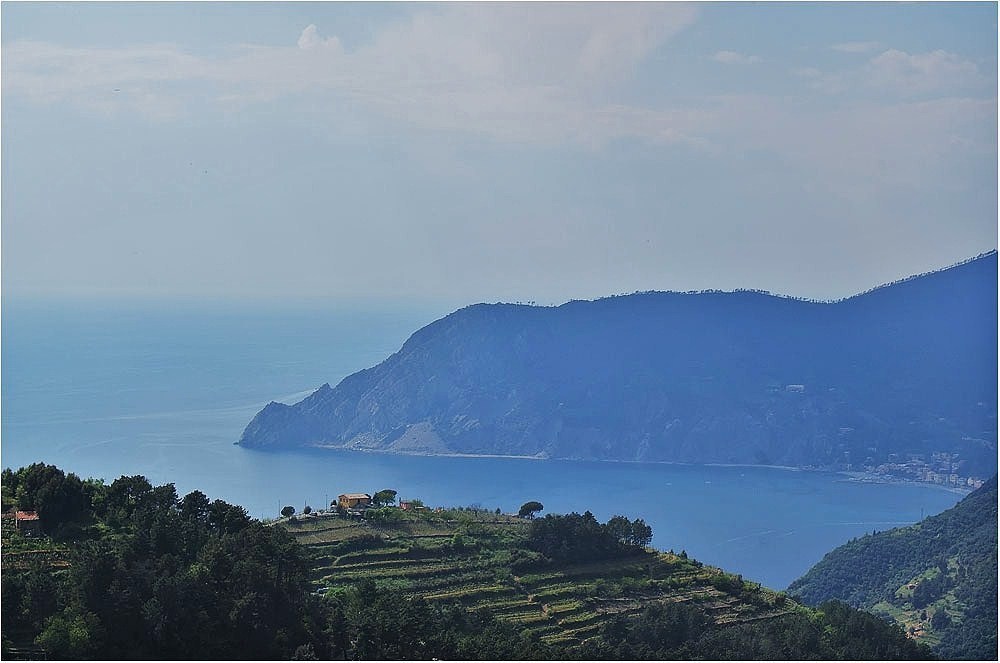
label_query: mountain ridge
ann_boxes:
[238,252,998,476]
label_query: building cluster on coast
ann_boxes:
[846,452,986,491]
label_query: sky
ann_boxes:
[2,2,997,306]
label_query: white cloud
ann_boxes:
[791,67,822,79]
[712,50,762,65]
[297,24,320,49]
[809,48,988,98]
[2,4,700,143]
[832,41,883,54]
[696,94,996,198]
[2,41,203,101]
[865,48,983,94]
[4,7,995,302]
[297,24,341,52]
[0,40,207,121]
[1,7,994,191]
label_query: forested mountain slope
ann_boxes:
[788,477,998,659]
[239,252,997,476]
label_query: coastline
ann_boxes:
[836,470,972,495]
[301,443,971,493]
[308,444,549,461]
[304,443,809,470]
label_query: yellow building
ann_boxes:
[338,493,372,510]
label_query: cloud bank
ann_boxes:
[1,4,995,303]
[832,41,884,54]
[3,4,700,145]
[712,50,762,65]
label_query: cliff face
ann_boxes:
[238,252,998,474]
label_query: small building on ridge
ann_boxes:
[338,493,372,510]
[15,510,42,537]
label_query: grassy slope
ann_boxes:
[280,510,798,647]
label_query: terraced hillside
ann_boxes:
[1,462,933,660]
[281,509,797,648]
[0,514,71,572]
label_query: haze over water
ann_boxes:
[1,300,962,588]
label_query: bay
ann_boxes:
[1,299,962,589]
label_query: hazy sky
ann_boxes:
[2,2,997,305]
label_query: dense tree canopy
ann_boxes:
[517,501,543,518]
[2,466,322,659]
[3,464,90,536]
[372,489,397,507]
[573,599,932,660]
[526,511,650,563]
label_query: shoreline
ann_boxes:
[309,444,547,461]
[836,470,972,495]
[305,443,807,470]
[296,443,972,493]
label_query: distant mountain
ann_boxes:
[239,252,998,476]
[787,476,998,660]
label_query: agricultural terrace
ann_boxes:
[279,507,798,647]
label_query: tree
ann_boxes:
[35,608,103,658]
[12,464,90,532]
[606,515,631,544]
[373,490,397,507]
[180,490,211,523]
[292,643,318,660]
[931,609,951,630]
[208,500,250,534]
[281,506,295,518]
[630,518,653,547]
[303,505,312,515]
[102,475,153,526]
[367,507,402,525]
[518,501,544,519]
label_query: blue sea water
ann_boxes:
[1,299,963,589]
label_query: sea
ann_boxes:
[1,299,963,589]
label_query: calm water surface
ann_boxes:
[1,300,962,589]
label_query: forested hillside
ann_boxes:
[2,463,932,660]
[239,252,997,478]
[788,477,998,659]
